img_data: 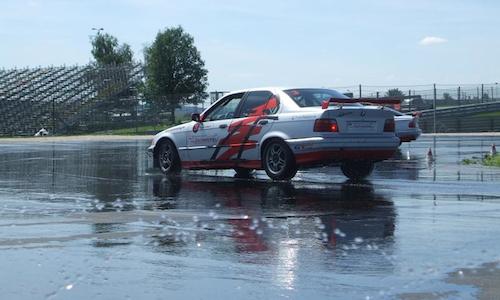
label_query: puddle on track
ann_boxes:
[0,136,499,299]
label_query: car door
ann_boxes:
[185,92,245,165]
[214,90,280,164]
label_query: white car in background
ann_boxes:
[336,97,422,145]
[385,108,422,144]
[148,88,400,181]
[344,102,422,145]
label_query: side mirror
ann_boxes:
[191,113,201,122]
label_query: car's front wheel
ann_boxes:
[263,139,297,181]
[340,161,374,181]
[157,140,181,175]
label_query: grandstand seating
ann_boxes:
[0,64,143,136]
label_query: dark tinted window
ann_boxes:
[238,91,279,117]
[284,88,354,107]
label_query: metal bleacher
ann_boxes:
[0,63,143,136]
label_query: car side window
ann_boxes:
[204,93,244,121]
[237,91,280,118]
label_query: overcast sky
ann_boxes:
[0,0,498,90]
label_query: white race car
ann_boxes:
[354,105,422,145]
[148,88,400,180]
[384,108,422,144]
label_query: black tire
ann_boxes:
[157,140,181,175]
[340,161,375,181]
[263,139,297,181]
[234,167,254,178]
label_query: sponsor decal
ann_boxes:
[291,115,312,120]
[188,134,218,146]
[193,123,200,133]
[293,144,314,151]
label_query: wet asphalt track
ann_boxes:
[0,135,499,300]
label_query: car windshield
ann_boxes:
[284,88,358,107]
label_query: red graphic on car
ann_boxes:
[192,122,200,133]
[210,96,279,161]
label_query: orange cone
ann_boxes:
[427,148,434,160]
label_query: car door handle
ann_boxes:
[258,120,268,125]
[219,124,228,129]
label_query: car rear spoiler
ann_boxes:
[321,97,403,109]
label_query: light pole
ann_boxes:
[495,83,498,101]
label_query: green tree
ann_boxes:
[89,32,138,125]
[385,88,405,98]
[144,26,208,123]
[91,33,133,65]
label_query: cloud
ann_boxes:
[419,36,448,46]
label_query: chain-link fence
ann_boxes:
[331,84,500,133]
[1,64,499,136]
[333,83,499,103]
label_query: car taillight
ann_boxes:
[314,119,339,132]
[384,118,395,132]
[408,118,416,128]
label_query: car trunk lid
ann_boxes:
[321,107,394,134]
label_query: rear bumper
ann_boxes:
[396,129,422,142]
[285,135,399,165]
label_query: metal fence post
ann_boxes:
[408,90,412,112]
[135,96,138,134]
[359,84,362,98]
[433,83,437,133]
[457,86,461,132]
[495,83,498,101]
[481,84,484,103]
[52,95,55,135]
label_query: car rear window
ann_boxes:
[284,88,355,107]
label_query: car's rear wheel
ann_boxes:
[157,140,181,175]
[263,139,297,181]
[340,161,374,181]
[234,167,254,178]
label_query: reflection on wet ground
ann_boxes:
[0,136,499,299]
